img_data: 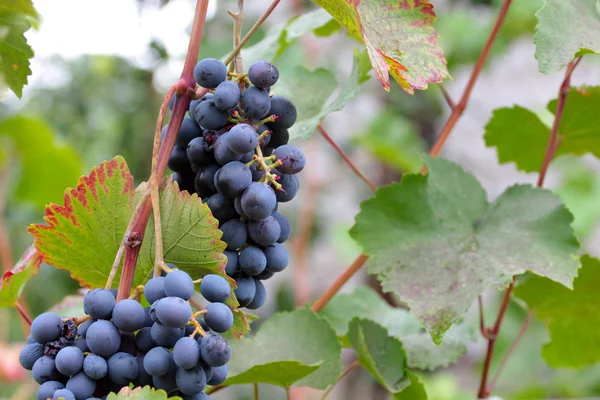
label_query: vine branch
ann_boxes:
[477,57,582,398]
[317,125,377,193]
[427,0,513,161]
[320,360,361,400]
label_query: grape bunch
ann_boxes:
[168,59,304,310]
[21,268,233,400]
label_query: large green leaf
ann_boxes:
[0,116,82,209]
[350,156,580,342]
[319,286,474,370]
[485,87,600,172]
[534,0,600,73]
[278,50,370,140]
[28,157,252,338]
[227,308,343,389]
[0,1,37,97]
[348,318,409,393]
[107,386,181,399]
[515,255,600,368]
[312,0,449,93]
[240,8,336,65]
[0,245,42,309]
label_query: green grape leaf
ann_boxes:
[51,294,85,319]
[515,255,600,368]
[393,371,427,400]
[224,361,321,387]
[534,0,600,74]
[280,50,371,140]
[319,286,474,370]
[0,116,82,209]
[354,111,426,173]
[484,87,600,172]
[311,0,449,93]
[241,8,335,65]
[348,318,409,393]
[0,2,36,98]
[0,245,42,309]
[227,308,343,389]
[350,156,580,342]
[28,157,252,338]
[107,386,181,399]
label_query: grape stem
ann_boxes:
[15,301,32,326]
[438,83,456,110]
[476,57,582,399]
[230,0,245,93]
[151,84,177,278]
[223,0,282,66]
[254,383,260,400]
[188,317,207,338]
[128,285,145,301]
[115,0,210,301]
[105,188,151,291]
[73,315,92,327]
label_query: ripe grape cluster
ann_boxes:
[21,268,233,400]
[168,58,304,310]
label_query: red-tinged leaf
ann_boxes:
[0,245,42,309]
[28,156,252,337]
[312,0,449,93]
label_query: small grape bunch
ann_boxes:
[21,267,233,400]
[167,58,305,312]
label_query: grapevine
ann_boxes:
[2,0,600,400]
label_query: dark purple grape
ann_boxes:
[274,145,306,174]
[31,313,63,344]
[199,332,231,367]
[206,193,236,222]
[224,250,239,276]
[274,172,299,202]
[187,137,214,168]
[164,269,195,300]
[227,124,258,154]
[268,96,297,129]
[176,118,202,148]
[213,80,241,111]
[220,219,248,251]
[156,297,192,328]
[20,343,44,370]
[215,161,252,198]
[233,274,256,307]
[263,243,289,272]
[195,164,219,198]
[168,146,192,174]
[194,58,228,89]
[194,100,229,130]
[107,352,139,385]
[112,299,145,333]
[214,134,243,166]
[240,182,277,220]
[173,336,200,369]
[144,347,173,377]
[248,61,279,88]
[241,86,271,119]
[144,277,166,305]
[246,279,267,310]
[239,246,267,276]
[247,216,281,246]
[267,127,289,148]
[272,212,291,243]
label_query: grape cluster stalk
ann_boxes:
[167,58,304,310]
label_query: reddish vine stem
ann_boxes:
[318,125,377,193]
[427,0,513,160]
[15,301,32,326]
[116,0,210,301]
[312,253,369,312]
[439,83,456,110]
[477,57,582,398]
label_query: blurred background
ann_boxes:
[2,0,600,398]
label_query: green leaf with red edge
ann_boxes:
[311,0,449,93]
[0,245,42,309]
[28,156,252,338]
